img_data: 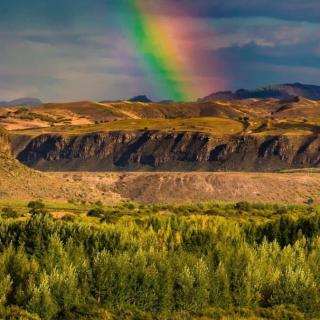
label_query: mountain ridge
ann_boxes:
[199,83,320,102]
[0,97,42,107]
[128,95,152,103]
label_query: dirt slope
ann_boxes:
[1,170,318,205]
[107,172,320,204]
[1,160,320,204]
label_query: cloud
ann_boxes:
[0,0,319,100]
[0,27,155,101]
[142,0,320,23]
[211,41,320,90]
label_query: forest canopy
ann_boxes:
[0,201,319,319]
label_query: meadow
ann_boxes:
[0,200,319,319]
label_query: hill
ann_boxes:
[199,83,320,102]
[2,94,320,172]
[128,95,152,102]
[4,119,320,205]
[3,124,320,204]
[0,128,122,202]
[2,96,320,132]
[4,96,320,172]
[0,97,42,107]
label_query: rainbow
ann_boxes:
[120,0,195,101]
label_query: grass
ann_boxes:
[6,98,320,137]
[11,117,244,136]
[10,113,320,138]
[0,199,317,224]
[252,119,320,136]
[0,199,90,217]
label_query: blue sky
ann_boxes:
[0,0,319,101]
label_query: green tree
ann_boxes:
[27,200,49,217]
[28,275,58,320]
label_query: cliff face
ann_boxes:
[10,131,320,172]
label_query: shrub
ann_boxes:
[1,207,20,219]
[306,197,314,206]
[235,201,251,211]
[27,200,49,217]
[87,207,105,218]
[61,214,76,222]
[27,200,45,211]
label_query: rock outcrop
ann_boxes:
[10,131,320,172]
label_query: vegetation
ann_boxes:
[4,97,320,137]
[0,201,318,318]
[1,207,20,219]
[11,117,243,136]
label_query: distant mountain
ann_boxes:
[128,95,152,103]
[158,100,174,104]
[199,83,320,102]
[0,98,42,107]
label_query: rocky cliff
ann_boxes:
[10,131,320,172]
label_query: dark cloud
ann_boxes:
[213,41,320,89]
[145,0,320,23]
[4,0,318,26]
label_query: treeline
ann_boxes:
[0,203,320,319]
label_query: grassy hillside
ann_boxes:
[2,97,320,137]
[11,117,243,136]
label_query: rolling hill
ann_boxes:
[2,95,320,132]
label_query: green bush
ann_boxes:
[235,201,251,211]
[87,207,105,218]
[1,207,20,219]
[27,200,49,217]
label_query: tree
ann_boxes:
[48,265,81,316]
[175,265,195,310]
[0,274,11,306]
[27,201,49,217]
[28,275,58,320]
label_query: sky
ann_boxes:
[0,0,320,102]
